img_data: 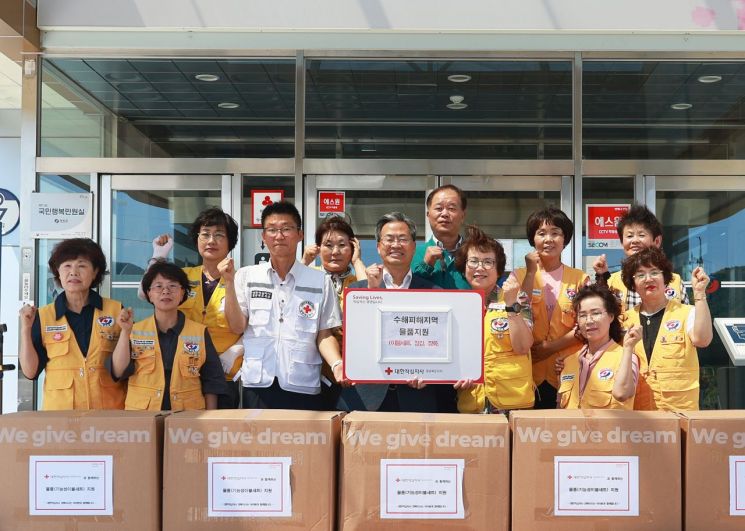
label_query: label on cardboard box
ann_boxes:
[379,458,464,519]
[207,456,292,517]
[554,456,639,517]
[730,455,745,516]
[28,455,113,516]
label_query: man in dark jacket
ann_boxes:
[338,212,450,412]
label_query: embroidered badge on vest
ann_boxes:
[598,368,614,380]
[665,319,682,332]
[565,287,577,301]
[45,325,67,333]
[561,374,575,382]
[97,316,114,327]
[532,289,542,296]
[184,341,200,356]
[665,286,677,299]
[53,332,64,341]
[299,300,317,318]
[490,317,509,333]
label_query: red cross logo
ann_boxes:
[303,304,312,314]
[568,475,573,479]
[262,195,273,206]
[221,476,226,480]
[45,475,49,479]
[385,367,393,375]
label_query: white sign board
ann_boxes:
[30,193,93,239]
[343,289,483,383]
[29,455,113,516]
[554,455,639,517]
[207,456,292,517]
[380,458,465,519]
[250,189,284,227]
[714,318,745,366]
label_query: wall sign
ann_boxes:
[318,191,345,218]
[251,189,284,228]
[30,192,93,239]
[0,188,20,239]
[586,204,630,250]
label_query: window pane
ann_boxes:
[306,60,572,159]
[584,61,745,159]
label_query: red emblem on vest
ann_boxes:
[53,332,63,341]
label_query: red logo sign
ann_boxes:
[319,191,345,216]
[53,332,63,341]
[385,367,393,375]
[587,204,630,240]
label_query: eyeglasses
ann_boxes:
[149,283,183,293]
[577,310,607,322]
[466,257,497,270]
[381,236,413,246]
[633,270,663,281]
[198,231,227,243]
[263,226,298,237]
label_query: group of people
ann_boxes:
[18,184,713,415]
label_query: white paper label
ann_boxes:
[29,455,113,516]
[554,456,639,516]
[729,455,745,516]
[380,458,464,519]
[207,456,292,517]
[379,309,451,363]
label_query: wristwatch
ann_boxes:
[505,302,521,313]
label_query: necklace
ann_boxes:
[641,306,665,326]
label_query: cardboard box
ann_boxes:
[680,410,745,530]
[162,409,342,531]
[510,410,681,531]
[0,410,165,531]
[339,411,510,531]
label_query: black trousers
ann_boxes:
[217,380,241,409]
[242,379,325,410]
[534,380,558,409]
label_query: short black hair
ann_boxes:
[526,207,574,248]
[572,284,624,344]
[426,184,467,210]
[189,207,239,251]
[616,204,663,242]
[261,201,302,230]
[141,260,190,305]
[48,238,108,289]
[315,216,355,246]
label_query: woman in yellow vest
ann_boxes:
[454,226,535,413]
[512,207,589,409]
[621,247,713,411]
[558,284,642,410]
[19,238,126,410]
[592,204,688,313]
[301,215,366,408]
[146,208,242,408]
[113,261,227,411]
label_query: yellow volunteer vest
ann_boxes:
[38,298,126,411]
[625,299,699,411]
[558,342,634,410]
[608,270,686,314]
[514,266,588,389]
[457,297,534,413]
[179,266,242,380]
[125,315,207,411]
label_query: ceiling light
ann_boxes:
[195,74,219,82]
[447,74,472,83]
[218,102,239,109]
[697,75,722,83]
[671,103,692,110]
[447,95,468,110]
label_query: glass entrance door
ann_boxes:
[102,174,229,320]
[652,175,745,408]
[444,175,571,272]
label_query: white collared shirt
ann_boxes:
[383,268,413,289]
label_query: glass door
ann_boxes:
[102,174,229,320]
[652,175,745,408]
[305,175,437,267]
[444,175,570,273]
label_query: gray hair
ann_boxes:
[375,212,417,241]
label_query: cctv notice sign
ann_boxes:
[586,204,630,250]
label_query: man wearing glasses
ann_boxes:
[221,201,345,410]
[337,212,443,412]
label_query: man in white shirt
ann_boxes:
[221,201,344,409]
